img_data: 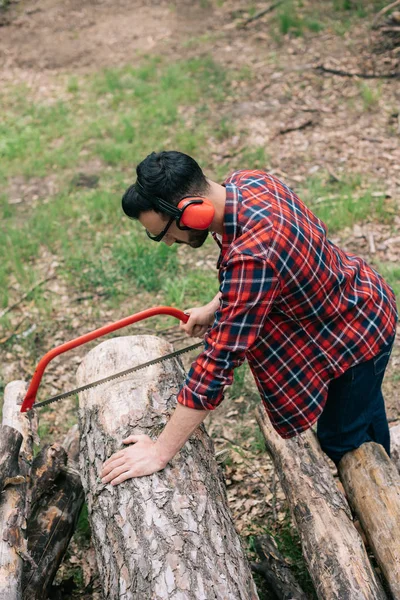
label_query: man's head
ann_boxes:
[122,151,212,248]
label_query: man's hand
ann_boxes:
[100,405,208,486]
[100,435,167,485]
[180,292,222,337]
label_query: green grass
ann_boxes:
[373,262,400,298]
[269,0,389,38]
[248,513,317,599]
[358,81,382,112]
[0,56,229,303]
[300,173,395,233]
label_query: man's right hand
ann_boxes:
[180,293,221,338]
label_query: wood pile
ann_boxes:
[1,334,399,599]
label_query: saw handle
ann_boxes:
[20,306,189,413]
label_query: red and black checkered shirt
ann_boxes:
[177,170,398,438]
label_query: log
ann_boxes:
[390,424,400,474]
[0,381,35,600]
[256,405,388,600]
[77,334,260,600]
[22,427,85,600]
[0,425,23,493]
[251,534,309,600]
[339,442,400,599]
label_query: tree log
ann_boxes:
[0,425,23,493]
[339,442,400,599]
[256,405,387,600]
[76,334,259,600]
[390,424,400,474]
[251,534,309,600]
[21,427,85,600]
[0,381,35,600]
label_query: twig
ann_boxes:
[379,25,400,32]
[278,119,313,135]
[271,468,278,522]
[315,65,400,79]
[0,276,55,319]
[0,316,27,345]
[73,292,110,303]
[326,165,341,183]
[368,232,376,254]
[372,0,400,28]
[240,0,283,27]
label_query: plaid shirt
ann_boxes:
[177,170,398,438]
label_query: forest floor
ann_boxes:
[0,0,399,598]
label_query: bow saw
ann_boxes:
[19,307,203,413]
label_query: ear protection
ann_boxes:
[135,181,215,230]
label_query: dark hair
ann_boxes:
[122,151,209,220]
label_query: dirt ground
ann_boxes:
[1,0,399,597]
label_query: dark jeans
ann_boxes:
[317,335,395,466]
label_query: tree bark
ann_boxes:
[76,334,259,600]
[339,442,400,599]
[256,405,387,600]
[22,427,85,600]
[251,534,309,600]
[390,424,400,474]
[0,381,36,600]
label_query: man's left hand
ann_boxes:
[100,434,167,485]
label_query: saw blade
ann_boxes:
[32,341,203,409]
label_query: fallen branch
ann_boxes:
[315,65,400,79]
[372,0,400,28]
[240,0,283,27]
[278,119,314,135]
[0,276,55,320]
[251,535,309,600]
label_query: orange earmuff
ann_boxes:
[177,197,215,230]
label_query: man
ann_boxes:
[101,150,397,486]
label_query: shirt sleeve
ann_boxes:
[177,254,281,410]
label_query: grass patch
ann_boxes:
[300,173,395,233]
[269,0,389,38]
[248,513,317,599]
[358,81,382,111]
[0,55,230,303]
[372,262,400,298]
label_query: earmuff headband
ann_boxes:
[135,180,181,218]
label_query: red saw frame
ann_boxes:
[20,306,189,413]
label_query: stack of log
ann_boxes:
[0,383,84,600]
[1,334,399,599]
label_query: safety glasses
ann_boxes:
[145,216,175,242]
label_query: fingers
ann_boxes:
[192,324,208,337]
[180,309,194,334]
[110,470,136,486]
[101,463,131,485]
[180,311,201,336]
[103,449,125,467]
[122,435,143,444]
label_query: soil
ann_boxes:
[1,0,399,598]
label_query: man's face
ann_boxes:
[139,211,209,248]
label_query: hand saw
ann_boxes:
[19,307,202,413]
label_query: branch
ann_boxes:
[315,65,400,79]
[240,0,283,27]
[372,0,400,28]
[0,276,55,320]
[278,119,314,135]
